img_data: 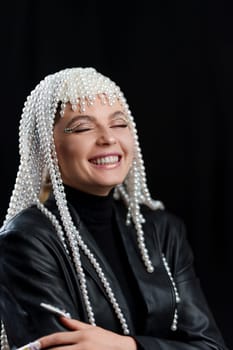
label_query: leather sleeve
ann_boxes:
[133,217,228,350]
[0,228,81,348]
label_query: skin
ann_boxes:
[36,97,137,348]
[38,317,137,350]
[53,97,134,196]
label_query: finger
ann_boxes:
[17,340,41,350]
[59,317,92,330]
[39,331,80,349]
[40,345,80,350]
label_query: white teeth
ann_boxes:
[91,156,119,165]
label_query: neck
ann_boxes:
[63,184,114,224]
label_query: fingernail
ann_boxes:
[17,340,41,350]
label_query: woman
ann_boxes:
[0,67,228,349]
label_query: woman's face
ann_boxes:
[54,97,134,196]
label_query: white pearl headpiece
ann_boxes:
[2,67,180,339]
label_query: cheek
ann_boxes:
[126,134,135,159]
[55,142,75,170]
[56,136,80,157]
[55,139,88,174]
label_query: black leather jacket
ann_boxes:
[0,197,228,349]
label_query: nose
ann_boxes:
[96,128,116,146]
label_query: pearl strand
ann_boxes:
[0,321,10,350]
[129,161,154,273]
[36,89,97,327]
[162,254,181,331]
[39,92,130,333]
[72,224,130,334]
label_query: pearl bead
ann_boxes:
[171,324,177,331]
[147,266,154,273]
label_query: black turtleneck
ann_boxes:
[64,184,145,334]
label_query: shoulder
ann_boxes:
[141,204,184,230]
[0,205,68,272]
[142,205,188,251]
[114,199,188,257]
[0,205,56,243]
[115,199,185,238]
[136,205,194,276]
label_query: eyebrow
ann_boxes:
[65,111,127,129]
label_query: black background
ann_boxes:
[0,1,232,348]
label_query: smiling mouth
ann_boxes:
[89,155,121,166]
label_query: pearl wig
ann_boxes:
[1,68,181,342]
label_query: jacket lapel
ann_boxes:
[68,204,135,333]
[114,201,174,333]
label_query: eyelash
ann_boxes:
[71,124,128,133]
[73,128,92,133]
[111,124,128,128]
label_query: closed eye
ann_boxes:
[73,127,93,133]
[64,125,94,134]
[111,124,128,128]
[64,122,128,134]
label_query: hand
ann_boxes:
[38,317,137,350]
